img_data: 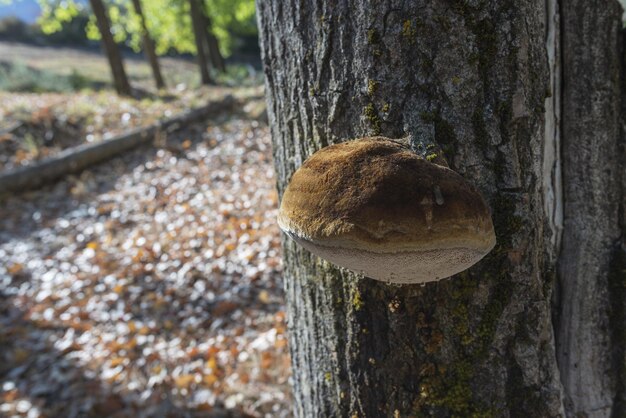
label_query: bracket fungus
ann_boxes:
[277,137,496,284]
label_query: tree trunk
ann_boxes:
[257,1,625,417]
[556,1,625,417]
[130,0,165,89]
[189,0,213,85]
[200,3,226,73]
[207,34,225,73]
[89,0,132,96]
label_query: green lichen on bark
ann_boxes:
[401,19,416,43]
[419,111,457,159]
[367,28,380,44]
[367,28,382,56]
[363,103,382,134]
[367,79,379,96]
[352,288,364,311]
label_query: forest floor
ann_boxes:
[0,83,265,171]
[0,89,292,417]
[0,41,264,171]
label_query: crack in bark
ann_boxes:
[542,0,563,263]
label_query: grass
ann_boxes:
[216,64,263,87]
[0,61,93,93]
[0,59,261,94]
[0,42,262,94]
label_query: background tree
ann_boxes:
[36,0,258,88]
[36,0,257,57]
[188,0,212,85]
[258,1,625,417]
[129,0,165,89]
[88,0,131,95]
[200,3,225,73]
[36,0,133,95]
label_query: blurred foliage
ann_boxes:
[0,61,90,92]
[215,63,261,87]
[36,0,257,57]
[111,0,197,55]
[38,0,80,33]
[0,13,90,45]
[0,15,36,38]
[208,0,256,54]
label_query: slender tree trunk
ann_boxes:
[199,2,226,73]
[130,0,165,89]
[206,29,225,73]
[257,1,625,417]
[89,0,132,96]
[189,0,213,85]
[208,34,225,73]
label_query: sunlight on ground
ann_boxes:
[0,106,291,417]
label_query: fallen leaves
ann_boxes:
[0,114,291,417]
[7,262,23,275]
[0,86,264,172]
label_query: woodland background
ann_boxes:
[0,1,289,417]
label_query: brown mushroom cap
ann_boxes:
[277,137,496,284]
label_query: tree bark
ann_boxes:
[189,0,213,85]
[207,34,225,73]
[89,0,132,96]
[257,0,625,417]
[130,0,165,89]
[556,1,624,417]
[200,3,226,73]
